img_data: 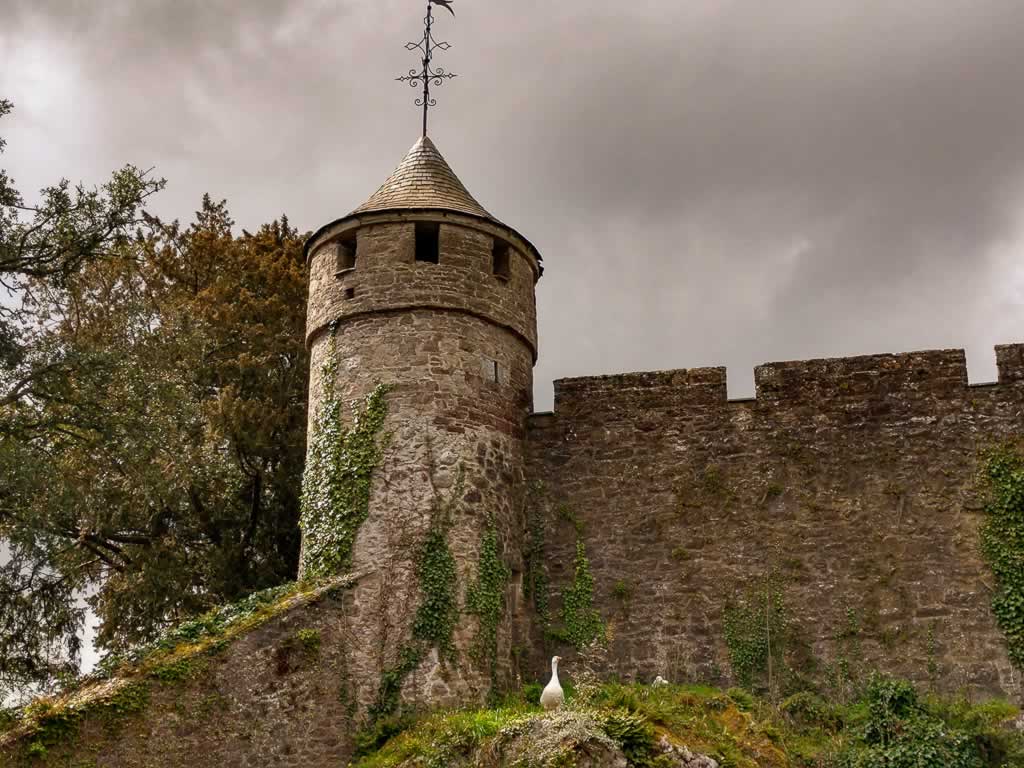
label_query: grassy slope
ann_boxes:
[0,576,353,759]
[351,681,1024,768]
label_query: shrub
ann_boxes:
[726,687,755,712]
[600,708,656,766]
[780,691,840,730]
[861,675,919,746]
[838,718,981,768]
[521,682,542,706]
[347,680,1024,768]
[352,714,415,759]
[836,675,1020,768]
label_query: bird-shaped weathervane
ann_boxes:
[396,0,458,137]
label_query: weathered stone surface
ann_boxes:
[525,347,1024,700]
[302,211,541,727]
[0,587,360,767]
[9,132,1023,767]
[306,217,539,354]
[657,737,720,768]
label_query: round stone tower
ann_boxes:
[303,135,542,713]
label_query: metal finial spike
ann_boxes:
[396,0,457,136]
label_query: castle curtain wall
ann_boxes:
[525,345,1024,698]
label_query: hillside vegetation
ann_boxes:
[352,678,1024,768]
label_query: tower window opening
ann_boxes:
[492,240,511,280]
[483,357,501,384]
[334,235,356,274]
[344,287,356,300]
[415,222,440,264]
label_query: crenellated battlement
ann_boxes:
[551,366,728,416]
[997,343,1024,383]
[753,348,969,403]
[526,341,1024,701]
[34,87,1024,764]
[533,344,1023,427]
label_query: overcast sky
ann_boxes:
[2,0,1023,409]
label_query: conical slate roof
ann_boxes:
[306,135,542,268]
[350,135,492,219]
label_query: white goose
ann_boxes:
[540,655,564,711]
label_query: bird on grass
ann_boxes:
[430,0,455,16]
[652,675,669,687]
[540,655,564,711]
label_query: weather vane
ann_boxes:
[396,0,457,137]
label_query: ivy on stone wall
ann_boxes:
[980,446,1024,670]
[299,329,391,579]
[370,646,424,722]
[559,538,605,650]
[370,469,464,719]
[826,606,864,703]
[722,573,788,693]
[523,482,551,630]
[466,513,511,683]
[411,471,462,659]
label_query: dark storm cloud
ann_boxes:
[2,0,1023,405]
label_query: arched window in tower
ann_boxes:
[492,240,511,281]
[334,234,357,274]
[415,222,440,264]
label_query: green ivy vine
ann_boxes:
[559,538,605,650]
[980,445,1024,670]
[370,469,464,718]
[299,328,391,579]
[370,645,424,721]
[722,573,788,692]
[411,470,462,659]
[466,513,511,683]
[523,481,551,630]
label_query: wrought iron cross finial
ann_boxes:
[396,0,457,137]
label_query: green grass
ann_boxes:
[354,706,536,768]
[350,679,1024,768]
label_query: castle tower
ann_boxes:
[302,135,542,713]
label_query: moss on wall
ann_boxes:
[0,576,356,764]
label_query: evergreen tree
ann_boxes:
[0,100,309,700]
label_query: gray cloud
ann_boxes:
[2,0,1023,406]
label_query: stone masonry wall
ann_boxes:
[306,218,539,354]
[0,586,360,768]
[307,311,535,714]
[302,216,540,731]
[525,344,1024,700]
